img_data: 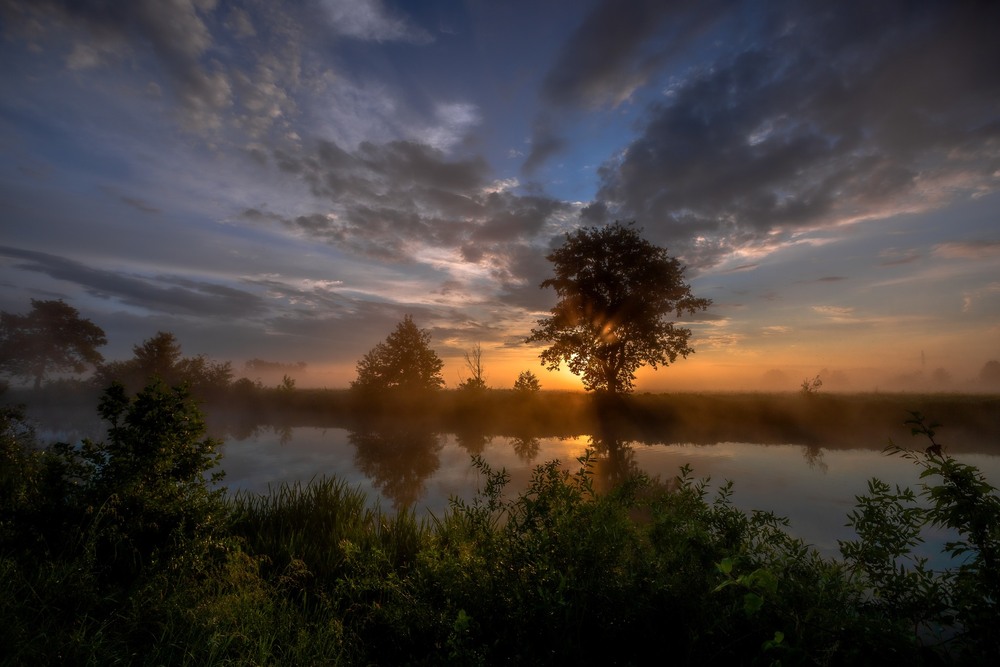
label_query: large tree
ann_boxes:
[352,315,445,392]
[527,222,711,393]
[0,299,107,389]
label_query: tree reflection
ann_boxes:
[801,443,829,473]
[510,434,540,463]
[349,426,442,510]
[454,426,492,456]
[588,431,639,494]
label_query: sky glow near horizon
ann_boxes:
[1,0,998,391]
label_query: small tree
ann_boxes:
[352,315,444,392]
[527,222,711,393]
[0,299,107,389]
[458,343,488,391]
[800,375,823,396]
[513,370,541,392]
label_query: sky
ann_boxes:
[1,0,998,392]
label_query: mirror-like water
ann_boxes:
[217,426,1000,559]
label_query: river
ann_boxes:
[216,425,1000,559]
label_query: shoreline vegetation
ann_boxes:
[3,383,999,664]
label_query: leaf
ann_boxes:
[743,592,764,616]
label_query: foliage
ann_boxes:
[95,331,233,397]
[277,374,296,391]
[351,315,444,392]
[839,412,1000,660]
[513,369,541,392]
[527,222,711,393]
[1,381,232,663]
[0,299,107,389]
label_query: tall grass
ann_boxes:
[229,477,425,582]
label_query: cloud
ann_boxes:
[932,241,1000,261]
[320,0,431,44]
[540,0,724,109]
[586,1,1000,267]
[0,245,266,318]
[879,248,922,266]
[523,0,729,170]
[812,305,855,320]
[1,0,304,136]
[260,138,570,271]
[522,117,568,175]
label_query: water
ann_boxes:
[216,425,1000,559]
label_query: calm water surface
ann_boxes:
[217,426,1000,558]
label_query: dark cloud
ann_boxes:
[266,138,569,264]
[0,245,266,318]
[541,0,725,109]
[589,0,1000,266]
[119,196,159,214]
[522,117,567,175]
[524,0,728,170]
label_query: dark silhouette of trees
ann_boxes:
[96,331,232,396]
[352,315,444,392]
[0,299,107,389]
[513,370,541,392]
[527,222,711,393]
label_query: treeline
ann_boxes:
[2,383,998,664]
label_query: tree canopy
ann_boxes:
[527,222,711,393]
[95,331,232,396]
[352,315,444,392]
[0,299,107,389]
[513,370,541,392]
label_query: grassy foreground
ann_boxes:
[2,384,999,665]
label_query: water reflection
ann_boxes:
[588,433,640,492]
[208,419,1000,558]
[349,426,443,510]
[511,434,540,462]
[453,424,493,456]
[802,443,829,473]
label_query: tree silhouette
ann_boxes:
[0,299,107,389]
[96,331,232,396]
[458,342,487,391]
[513,369,541,392]
[527,222,711,393]
[352,315,444,392]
